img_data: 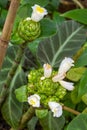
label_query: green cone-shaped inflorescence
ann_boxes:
[27,68,67,107]
[18,18,41,41]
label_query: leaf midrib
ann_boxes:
[51,25,84,66]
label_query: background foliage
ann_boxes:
[0,0,87,130]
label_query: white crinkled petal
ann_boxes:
[52,73,65,82]
[58,57,74,75]
[59,80,74,91]
[28,94,40,107]
[48,102,62,117]
[31,4,48,22]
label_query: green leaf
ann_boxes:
[22,0,49,6]
[0,0,8,8]
[36,109,48,119]
[82,94,87,105]
[71,85,81,104]
[37,20,87,68]
[82,108,87,114]
[15,85,27,102]
[53,12,65,25]
[0,44,18,92]
[1,66,27,128]
[75,47,87,67]
[0,44,27,128]
[37,110,65,130]
[0,9,7,28]
[67,114,87,130]
[78,70,87,98]
[61,9,87,25]
[66,67,86,82]
[40,18,57,38]
[27,116,38,130]
[18,3,32,18]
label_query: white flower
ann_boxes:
[48,102,62,117]
[52,73,65,82]
[58,57,74,75]
[31,4,48,22]
[59,80,74,91]
[28,94,40,107]
[43,63,52,78]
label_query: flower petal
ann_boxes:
[31,4,48,22]
[52,73,65,82]
[43,63,52,78]
[59,80,74,91]
[28,94,40,107]
[48,102,62,117]
[58,57,74,75]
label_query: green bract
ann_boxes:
[27,68,67,107]
[18,18,41,41]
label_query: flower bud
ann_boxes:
[43,63,52,78]
[18,18,41,41]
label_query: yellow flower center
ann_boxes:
[30,99,36,105]
[46,63,51,69]
[36,6,44,13]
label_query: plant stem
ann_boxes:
[72,0,84,9]
[0,42,27,107]
[0,0,20,69]
[10,106,35,130]
[63,105,80,115]
[73,44,87,61]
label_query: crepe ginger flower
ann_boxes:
[28,94,40,107]
[59,80,74,91]
[58,57,74,75]
[52,57,74,82]
[31,4,48,22]
[48,102,62,117]
[43,63,52,78]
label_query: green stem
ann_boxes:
[63,105,80,115]
[0,42,27,106]
[10,106,35,130]
[73,44,87,61]
[72,0,84,9]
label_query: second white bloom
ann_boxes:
[48,102,62,117]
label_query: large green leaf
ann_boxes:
[0,44,27,128]
[36,110,65,130]
[67,114,87,130]
[1,66,27,128]
[61,9,87,25]
[37,20,87,67]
